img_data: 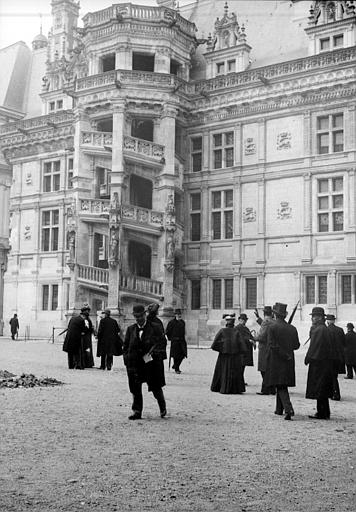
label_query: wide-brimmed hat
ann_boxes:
[81,303,91,313]
[309,307,325,317]
[347,322,354,329]
[263,306,273,316]
[272,303,288,316]
[133,304,145,316]
[238,313,248,321]
[325,314,336,321]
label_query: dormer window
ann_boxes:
[333,34,344,47]
[227,60,236,73]
[319,34,344,52]
[320,37,330,51]
[216,62,225,75]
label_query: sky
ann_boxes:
[0,0,180,49]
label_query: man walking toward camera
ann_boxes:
[123,304,167,420]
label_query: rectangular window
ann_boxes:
[190,193,201,241]
[216,62,225,75]
[42,284,58,311]
[56,99,63,110]
[211,190,233,240]
[191,280,201,310]
[67,158,73,189]
[333,34,344,48]
[213,131,234,169]
[227,60,235,73]
[317,177,343,232]
[212,279,222,309]
[41,209,59,252]
[43,160,60,192]
[246,278,257,309]
[49,101,55,112]
[320,37,330,51]
[316,113,344,154]
[191,136,202,172]
[305,275,327,304]
[224,278,233,309]
[341,275,352,303]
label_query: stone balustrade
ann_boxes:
[120,273,163,298]
[81,131,113,147]
[78,263,109,285]
[0,110,74,137]
[121,204,164,228]
[123,135,164,160]
[79,199,110,214]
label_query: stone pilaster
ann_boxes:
[159,104,177,176]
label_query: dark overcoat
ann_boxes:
[235,324,254,366]
[305,322,333,399]
[166,318,187,360]
[210,326,245,394]
[327,324,346,374]
[9,317,19,335]
[123,320,167,391]
[345,330,356,366]
[264,319,300,387]
[63,315,85,353]
[97,317,123,357]
[82,316,94,367]
[256,317,274,372]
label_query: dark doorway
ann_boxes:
[132,52,155,72]
[131,119,154,142]
[94,233,108,269]
[97,118,113,132]
[130,175,152,209]
[128,241,151,278]
[101,54,116,72]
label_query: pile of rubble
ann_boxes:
[0,370,64,389]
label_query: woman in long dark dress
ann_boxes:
[211,314,245,394]
[81,304,95,368]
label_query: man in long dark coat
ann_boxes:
[305,307,334,420]
[344,322,356,379]
[123,304,167,420]
[166,309,187,374]
[326,313,346,400]
[9,314,19,340]
[235,313,255,385]
[97,309,123,370]
[63,311,87,369]
[264,303,300,420]
[255,306,275,395]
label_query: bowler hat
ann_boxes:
[347,322,354,329]
[263,306,273,316]
[175,309,182,315]
[309,307,325,316]
[133,304,145,316]
[272,303,288,316]
[238,313,248,321]
[325,314,336,321]
[81,302,91,311]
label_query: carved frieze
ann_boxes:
[277,201,292,220]
[243,207,256,223]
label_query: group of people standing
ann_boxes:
[62,303,187,420]
[210,303,356,421]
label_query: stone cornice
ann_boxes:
[0,110,74,137]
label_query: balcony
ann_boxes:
[78,264,109,289]
[122,204,164,231]
[79,199,110,222]
[80,131,113,154]
[120,273,163,300]
[123,135,165,164]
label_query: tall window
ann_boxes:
[317,113,343,154]
[67,158,73,189]
[317,177,343,232]
[213,131,234,169]
[42,210,59,252]
[191,280,201,310]
[42,284,58,310]
[305,275,327,304]
[211,190,233,240]
[190,193,201,241]
[246,278,257,309]
[341,275,356,304]
[43,160,60,192]
[212,278,233,309]
[191,136,202,172]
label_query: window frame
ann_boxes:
[316,113,344,155]
[42,284,59,311]
[245,277,257,309]
[43,160,61,193]
[190,192,201,241]
[191,279,201,310]
[211,189,233,240]
[41,209,60,252]
[316,176,344,233]
[305,274,328,304]
[212,130,234,169]
[191,135,203,173]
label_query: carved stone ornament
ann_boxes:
[244,137,256,155]
[277,201,292,220]
[165,194,176,227]
[66,230,76,270]
[24,225,31,240]
[25,173,32,185]
[109,192,121,229]
[243,207,256,223]
[108,230,119,268]
[277,131,291,150]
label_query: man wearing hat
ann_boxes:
[123,304,167,420]
[63,308,89,370]
[146,303,164,333]
[344,323,356,379]
[235,313,255,385]
[254,306,275,395]
[96,309,123,370]
[264,303,300,420]
[166,309,187,374]
[326,314,346,400]
[80,304,95,368]
[305,307,334,419]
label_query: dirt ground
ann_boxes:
[0,337,355,512]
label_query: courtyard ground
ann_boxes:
[0,336,355,512]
